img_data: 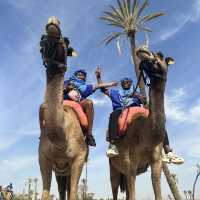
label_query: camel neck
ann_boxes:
[149,79,166,143]
[44,70,65,144]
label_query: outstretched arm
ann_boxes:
[94,66,110,95]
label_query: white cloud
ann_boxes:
[0,129,39,151]
[159,15,190,42]
[165,88,200,124]
[0,155,37,172]
[192,0,200,22]
[156,0,200,42]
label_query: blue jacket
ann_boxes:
[64,75,94,100]
[109,88,143,111]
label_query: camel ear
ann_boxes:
[67,47,78,57]
[165,57,175,66]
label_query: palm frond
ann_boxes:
[100,16,124,27]
[122,0,130,17]
[108,5,126,22]
[139,12,164,23]
[108,22,125,29]
[103,10,124,24]
[132,0,139,16]
[127,0,131,15]
[100,32,124,45]
[138,0,149,17]
[139,26,152,32]
[117,0,126,18]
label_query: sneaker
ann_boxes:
[162,152,184,165]
[106,144,119,158]
[85,135,96,147]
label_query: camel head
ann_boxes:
[40,17,77,73]
[136,46,174,83]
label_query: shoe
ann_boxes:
[106,144,119,158]
[162,151,184,165]
[85,135,96,147]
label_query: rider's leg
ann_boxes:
[79,99,96,146]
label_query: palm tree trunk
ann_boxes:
[130,33,146,98]
[163,163,182,200]
[192,171,200,200]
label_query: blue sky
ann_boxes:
[0,0,200,199]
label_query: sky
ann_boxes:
[0,0,200,199]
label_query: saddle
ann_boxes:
[118,106,149,135]
[108,107,149,141]
[63,100,88,129]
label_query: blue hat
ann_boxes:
[120,77,133,84]
[74,69,87,77]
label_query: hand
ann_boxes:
[109,81,118,87]
[95,66,101,78]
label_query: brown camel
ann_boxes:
[109,48,174,200]
[38,17,88,200]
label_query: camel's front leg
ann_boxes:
[109,161,120,200]
[69,157,85,200]
[126,173,136,200]
[151,159,163,200]
[39,155,52,200]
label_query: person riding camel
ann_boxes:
[95,66,146,157]
[64,69,117,147]
[136,47,184,164]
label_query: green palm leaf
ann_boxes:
[138,0,149,17]
[117,0,126,18]
[139,12,165,23]
[103,10,124,24]
[108,5,126,22]
[100,32,124,45]
[132,0,139,16]
[139,26,152,32]
[122,0,130,17]
[127,0,131,15]
[100,16,123,27]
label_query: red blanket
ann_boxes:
[63,100,88,129]
[118,107,149,135]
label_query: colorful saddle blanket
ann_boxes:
[118,107,149,135]
[63,100,88,129]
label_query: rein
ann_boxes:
[40,24,67,72]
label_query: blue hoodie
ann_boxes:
[64,74,94,100]
[109,87,143,110]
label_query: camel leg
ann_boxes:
[109,161,120,200]
[39,155,52,200]
[69,157,85,200]
[126,174,136,200]
[151,160,162,200]
[56,176,67,200]
[66,175,71,200]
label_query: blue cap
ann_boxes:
[74,69,87,77]
[120,77,133,84]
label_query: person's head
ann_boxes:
[74,70,87,81]
[121,77,133,90]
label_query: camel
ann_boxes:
[109,48,174,200]
[38,17,88,200]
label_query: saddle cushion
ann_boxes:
[63,100,88,128]
[118,106,149,135]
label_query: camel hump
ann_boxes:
[118,107,149,135]
[63,100,88,129]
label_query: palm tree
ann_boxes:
[100,0,164,96]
